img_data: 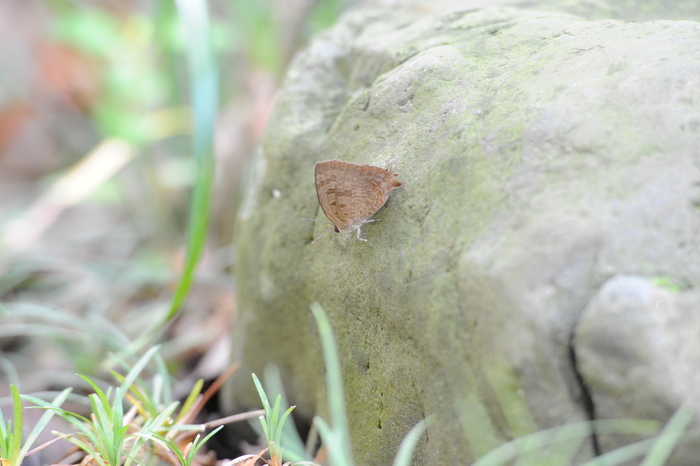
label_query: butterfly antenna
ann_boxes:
[300,218,334,225]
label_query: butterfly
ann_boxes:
[301,160,402,247]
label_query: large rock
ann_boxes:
[224,2,700,463]
[574,276,700,463]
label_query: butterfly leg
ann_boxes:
[356,227,373,248]
[311,226,336,244]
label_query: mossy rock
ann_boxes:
[224,2,700,463]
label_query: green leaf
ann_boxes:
[392,416,434,466]
[310,302,353,466]
[167,0,218,322]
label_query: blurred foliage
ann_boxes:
[52,8,172,142]
[38,0,351,143]
[0,0,353,448]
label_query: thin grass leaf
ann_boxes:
[140,425,222,466]
[313,416,354,466]
[252,372,307,463]
[78,375,112,409]
[253,373,272,414]
[9,385,23,464]
[176,379,204,424]
[122,438,151,466]
[131,430,176,461]
[119,345,161,398]
[19,388,71,459]
[150,373,164,409]
[68,383,127,466]
[23,394,91,426]
[109,346,164,418]
[54,431,103,466]
[581,438,659,466]
[310,302,353,466]
[161,423,205,433]
[111,377,152,416]
[0,398,9,458]
[167,0,219,321]
[185,426,224,465]
[115,373,157,418]
[153,351,173,406]
[312,416,332,448]
[148,401,181,431]
[270,394,284,451]
[474,419,659,466]
[392,416,434,466]
[0,386,22,466]
[536,423,591,465]
[88,404,116,464]
[123,414,173,466]
[89,397,112,441]
[641,404,694,466]
[276,406,295,446]
[0,324,89,341]
[4,303,131,351]
[259,416,271,441]
[263,364,308,462]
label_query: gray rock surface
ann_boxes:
[224,2,700,463]
[574,276,700,463]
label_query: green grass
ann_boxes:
[165,0,219,324]
[0,386,70,466]
[15,348,257,465]
[252,372,301,464]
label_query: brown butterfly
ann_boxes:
[301,160,402,247]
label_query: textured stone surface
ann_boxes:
[224,2,700,463]
[574,276,700,463]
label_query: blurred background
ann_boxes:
[0,0,354,457]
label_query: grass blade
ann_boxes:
[310,302,353,466]
[392,416,434,466]
[166,0,219,321]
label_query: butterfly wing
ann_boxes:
[349,163,402,223]
[315,160,401,232]
[315,160,351,231]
